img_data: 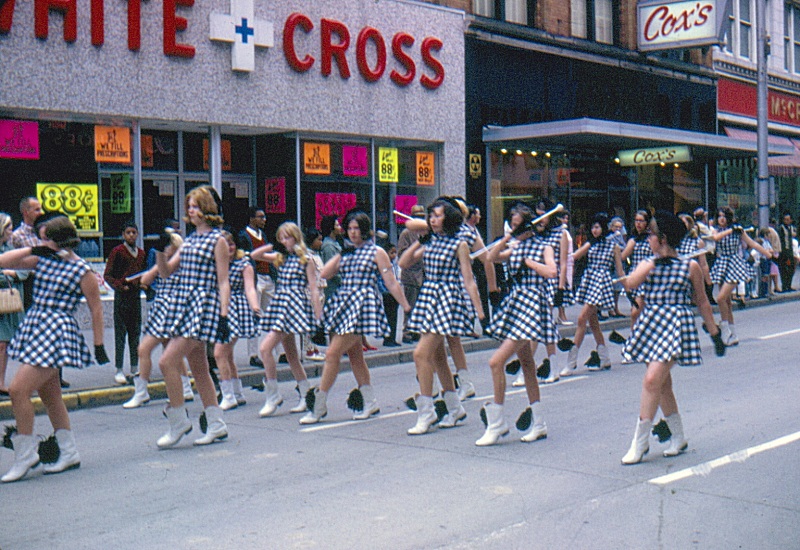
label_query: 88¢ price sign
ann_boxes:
[37,183,100,233]
[378,147,399,183]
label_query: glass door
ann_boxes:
[141,176,178,254]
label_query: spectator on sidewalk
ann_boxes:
[397,205,426,344]
[778,213,797,292]
[379,242,401,347]
[0,212,26,396]
[319,215,343,300]
[238,208,277,367]
[104,221,146,384]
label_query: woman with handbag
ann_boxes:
[0,212,26,396]
[0,215,110,482]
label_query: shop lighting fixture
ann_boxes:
[660,162,666,167]
[515,149,523,155]
[614,158,620,164]
[545,152,551,158]
[500,148,508,154]
[674,163,679,168]
[531,151,537,156]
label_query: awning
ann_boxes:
[482,118,796,159]
[723,127,800,176]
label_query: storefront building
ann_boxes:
[0,0,465,257]
[461,2,791,239]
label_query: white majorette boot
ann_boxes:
[43,429,81,474]
[1,433,41,482]
[351,384,380,420]
[123,376,151,409]
[232,378,247,406]
[258,378,283,417]
[662,413,688,457]
[439,390,467,428]
[621,418,652,465]
[597,344,611,370]
[182,375,194,401]
[720,321,732,346]
[520,401,548,442]
[218,379,238,411]
[290,379,310,413]
[560,346,579,377]
[727,323,739,346]
[543,354,559,383]
[157,406,193,449]
[407,395,438,435]
[455,369,476,401]
[475,402,509,446]
[194,406,228,445]
[299,388,328,424]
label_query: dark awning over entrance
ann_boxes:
[483,118,795,159]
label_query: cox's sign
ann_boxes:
[638,0,731,52]
[618,146,692,167]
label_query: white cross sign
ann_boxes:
[210,0,274,72]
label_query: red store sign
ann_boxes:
[0,1,444,89]
[718,77,800,128]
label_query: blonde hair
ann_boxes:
[679,213,698,238]
[277,222,309,265]
[0,213,11,236]
[184,186,224,227]
[220,230,245,260]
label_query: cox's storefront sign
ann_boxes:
[638,0,731,52]
[618,146,692,167]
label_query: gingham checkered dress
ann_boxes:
[407,233,476,336]
[488,237,559,343]
[142,273,177,339]
[622,257,703,366]
[545,225,573,306]
[260,254,315,334]
[678,234,699,257]
[710,233,750,284]
[323,243,388,337]
[163,228,225,343]
[9,256,93,369]
[574,240,616,309]
[458,223,478,250]
[228,257,259,339]
[628,235,652,298]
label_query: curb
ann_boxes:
[0,291,795,420]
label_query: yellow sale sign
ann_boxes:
[37,183,100,233]
[378,147,398,183]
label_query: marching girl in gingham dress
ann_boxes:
[677,214,712,287]
[476,201,557,446]
[122,230,195,409]
[621,210,653,326]
[301,210,410,425]
[0,215,110,482]
[620,211,725,464]
[252,222,320,418]
[214,230,261,411]
[561,213,625,377]
[514,199,569,386]
[400,199,484,435]
[155,186,231,448]
[708,207,770,346]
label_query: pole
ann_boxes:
[756,0,769,231]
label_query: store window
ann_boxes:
[472,0,534,27]
[571,0,588,38]
[785,2,800,73]
[724,0,753,59]
[570,0,613,44]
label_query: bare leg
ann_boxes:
[517,341,541,404]
[136,335,163,381]
[8,365,60,434]
[587,307,605,347]
[38,371,71,431]
[185,339,216,408]
[639,360,674,421]
[717,283,735,323]
[487,339,526,404]
[0,342,9,391]
[281,333,307,383]
[260,331,284,380]
[348,340,371,387]
[319,334,361,393]
[413,333,445,396]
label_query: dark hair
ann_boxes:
[508,201,534,228]
[46,216,81,249]
[632,209,651,239]
[428,199,463,236]
[122,220,137,233]
[304,226,322,247]
[321,215,338,237]
[652,210,687,249]
[33,211,67,234]
[381,241,396,253]
[717,206,734,226]
[589,212,610,243]
[467,204,479,218]
[343,210,372,239]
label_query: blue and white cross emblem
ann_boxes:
[210,0,274,72]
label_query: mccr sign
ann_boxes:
[638,0,731,52]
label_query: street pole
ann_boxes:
[756,0,769,230]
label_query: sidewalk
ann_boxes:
[0,291,796,420]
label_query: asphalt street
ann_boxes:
[0,300,798,549]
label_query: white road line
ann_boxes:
[648,430,800,486]
[299,375,589,433]
[758,328,800,340]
